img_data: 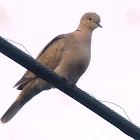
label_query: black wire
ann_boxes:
[0,36,140,140]
[4,38,32,56]
[100,100,132,122]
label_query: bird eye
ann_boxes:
[88,18,92,21]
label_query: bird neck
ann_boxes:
[75,28,92,44]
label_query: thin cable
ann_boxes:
[100,100,132,122]
[83,92,132,122]
[4,38,32,56]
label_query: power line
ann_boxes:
[0,36,140,139]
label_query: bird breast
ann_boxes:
[59,41,91,84]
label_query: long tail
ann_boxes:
[1,98,26,123]
[1,81,47,123]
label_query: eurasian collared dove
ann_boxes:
[1,12,102,123]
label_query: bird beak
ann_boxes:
[96,23,102,28]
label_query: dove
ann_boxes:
[1,12,102,123]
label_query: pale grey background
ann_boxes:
[0,0,140,139]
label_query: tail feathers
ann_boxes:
[1,84,35,123]
[1,99,25,123]
[1,86,37,124]
[1,79,52,123]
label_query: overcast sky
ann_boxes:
[0,0,140,140]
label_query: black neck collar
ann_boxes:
[76,29,81,32]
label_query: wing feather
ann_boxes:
[14,34,65,90]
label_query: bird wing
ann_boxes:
[14,34,65,90]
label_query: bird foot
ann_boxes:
[62,77,77,88]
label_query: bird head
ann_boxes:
[78,12,102,31]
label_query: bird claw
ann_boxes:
[62,77,77,88]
